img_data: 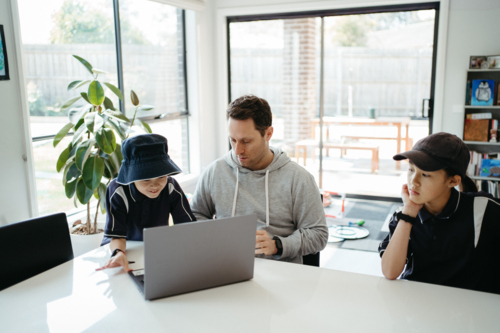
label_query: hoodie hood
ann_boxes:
[223,146,291,174]
[223,147,291,227]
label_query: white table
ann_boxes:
[1,241,499,333]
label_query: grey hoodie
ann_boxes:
[190,147,328,264]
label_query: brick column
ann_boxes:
[282,18,316,143]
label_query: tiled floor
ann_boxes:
[318,198,394,277]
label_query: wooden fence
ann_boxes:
[230,47,433,118]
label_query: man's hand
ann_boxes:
[401,184,423,217]
[255,230,278,256]
[95,251,132,272]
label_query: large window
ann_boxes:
[18,0,189,216]
[229,4,438,198]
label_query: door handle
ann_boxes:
[421,98,430,118]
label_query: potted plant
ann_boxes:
[53,55,153,240]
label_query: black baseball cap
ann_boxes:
[116,134,182,185]
[393,132,470,177]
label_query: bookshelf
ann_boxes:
[463,69,500,154]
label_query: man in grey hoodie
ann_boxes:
[190,95,328,264]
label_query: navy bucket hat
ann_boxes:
[393,132,470,177]
[116,134,182,185]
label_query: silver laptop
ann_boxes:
[128,214,257,300]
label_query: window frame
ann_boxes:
[29,0,190,142]
[24,0,191,216]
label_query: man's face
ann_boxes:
[228,117,273,171]
[134,176,168,199]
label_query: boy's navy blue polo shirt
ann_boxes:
[379,188,500,294]
[101,177,196,246]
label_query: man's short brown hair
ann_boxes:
[226,95,272,137]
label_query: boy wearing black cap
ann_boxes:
[97,134,195,272]
[379,132,500,294]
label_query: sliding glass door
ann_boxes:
[228,3,439,198]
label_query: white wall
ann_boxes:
[440,0,500,136]
[0,0,36,225]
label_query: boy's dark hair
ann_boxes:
[443,167,478,193]
[226,95,272,137]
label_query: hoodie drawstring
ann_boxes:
[231,168,270,228]
[232,169,239,217]
[265,169,269,227]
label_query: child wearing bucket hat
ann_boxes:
[96,134,196,272]
[378,132,500,294]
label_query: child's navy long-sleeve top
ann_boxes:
[378,188,500,294]
[101,177,196,245]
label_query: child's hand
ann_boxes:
[401,184,423,217]
[95,251,132,272]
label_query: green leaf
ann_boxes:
[68,80,91,91]
[84,112,96,133]
[73,55,93,75]
[103,110,130,123]
[96,128,116,154]
[74,118,85,131]
[53,122,73,148]
[76,177,94,204]
[72,121,88,145]
[73,191,79,208]
[105,121,126,141]
[56,146,70,172]
[137,105,154,112]
[88,81,105,106]
[80,92,91,104]
[67,80,82,91]
[103,159,115,179]
[92,68,108,75]
[59,96,81,111]
[82,156,105,190]
[95,113,106,132]
[65,162,81,184]
[68,104,91,125]
[130,90,139,106]
[103,82,124,100]
[75,139,94,171]
[68,140,81,160]
[65,179,78,199]
[103,97,116,111]
[98,183,107,211]
[137,119,152,134]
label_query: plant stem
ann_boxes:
[126,106,139,139]
[94,199,100,234]
[86,201,91,234]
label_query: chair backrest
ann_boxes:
[302,193,324,267]
[0,213,74,291]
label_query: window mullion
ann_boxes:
[113,0,126,114]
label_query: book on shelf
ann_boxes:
[464,118,490,141]
[471,79,495,106]
[474,179,500,199]
[467,151,500,177]
[469,112,492,119]
[479,159,500,178]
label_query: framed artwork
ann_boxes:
[487,55,500,69]
[471,79,494,106]
[470,56,488,69]
[0,25,9,81]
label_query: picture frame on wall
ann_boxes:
[0,25,10,81]
[487,55,500,69]
[470,56,488,69]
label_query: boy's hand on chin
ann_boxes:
[401,184,423,217]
